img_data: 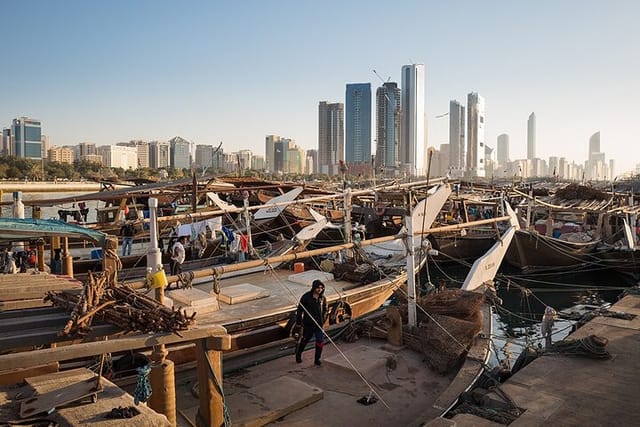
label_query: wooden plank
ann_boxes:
[0,298,52,311]
[0,312,69,332]
[20,377,102,418]
[0,363,59,386]
[0,326,230,370]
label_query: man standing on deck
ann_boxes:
[120,221,135,256]
[170,235,188,276]
[294,279,328,366]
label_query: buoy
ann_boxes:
[293,262,305,273]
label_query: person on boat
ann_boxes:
[294,279,328,366]
[120,221,136,257]
[170,235,188,276]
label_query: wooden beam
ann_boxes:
[0,326,229,371]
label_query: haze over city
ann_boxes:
[2,0,638,176]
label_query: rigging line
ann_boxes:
[262,262,392,410]
[502,275,622,289]
[217,208,392,409]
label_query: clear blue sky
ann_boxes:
[3,0,638,176]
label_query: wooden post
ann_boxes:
[148,345,176,426]
[102,236,119,278]
[36,239,45,272]
[62,237,73,278]
[196,337,229,427]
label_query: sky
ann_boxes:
[2,0,639,176]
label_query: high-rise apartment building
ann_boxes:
[527,112,536,160]
[265,135,280,173]
[76,142,97,161]
[149,141,170,169]
[251,155,264,171]
[375,82,401,171]
[448,100,465,177]
[318,101,344,175]
[466,92,485,178]
[98,145,138,169]
[400,64,425,176]
[345,83,372,164]
[48,146,75,164]
[11,117,42,159]
[169,136,192,169]
[497,134,509,166]
[117,140,149,168]
[1,128,11,157]
[306,149,318,175]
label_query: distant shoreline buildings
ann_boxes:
[0,68,621,181]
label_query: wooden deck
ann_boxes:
[0,368,170,426]
[0,266,402,354]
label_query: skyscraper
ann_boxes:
[11,117,42,159]
[318,101,344,175]
[527,112,536,160]
[169,136,192,169]
[265,135,280,173]
[588,131,600,161]
[149,141,170,169]
[497,134,509,166]
[400,64,425,176]
[375,82,401,171]
[448,100,465,177]
[466,92,485,178]
[345,83,372,164]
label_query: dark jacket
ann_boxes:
[296,290,327,329]
[120,223,135,238]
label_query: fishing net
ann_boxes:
[555,183,609,200]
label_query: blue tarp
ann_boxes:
[0,218,107,246]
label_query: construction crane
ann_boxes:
[372,69,390,84]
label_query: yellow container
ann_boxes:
[152,269,168,289]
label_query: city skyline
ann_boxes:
[2,1,638,175]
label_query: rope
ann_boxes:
[133,364,152,405]
[177,271,195,289]
[203,349,232,426]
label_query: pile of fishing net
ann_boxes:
[403,289,486,374]
[543,334,611,359]
[554,183,609,201]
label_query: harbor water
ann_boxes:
[422,261,634,368]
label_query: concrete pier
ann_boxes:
[441,294,640,426]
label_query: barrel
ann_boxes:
[293,262,305,273]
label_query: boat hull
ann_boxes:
[505,229,601,271]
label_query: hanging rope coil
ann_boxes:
[134,364,152,405]
[212,270,221,294]
[178,271,195,289]
[543,334,611,359]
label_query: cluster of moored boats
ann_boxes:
[0,175,638,425]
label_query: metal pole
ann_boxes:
[243,195,253,254]
[147,197,176,426]
[343,188,352,257]
[405,191,417,327]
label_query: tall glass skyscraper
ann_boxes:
[318,101,344,175]
[345,83,371,164]
[400,64,425,176]
[11,117,42,159]
[448,100,465,177]
[527,112,536,160]
[466,92,485,178]
[375,82,401,170]
[497,134,510,166]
